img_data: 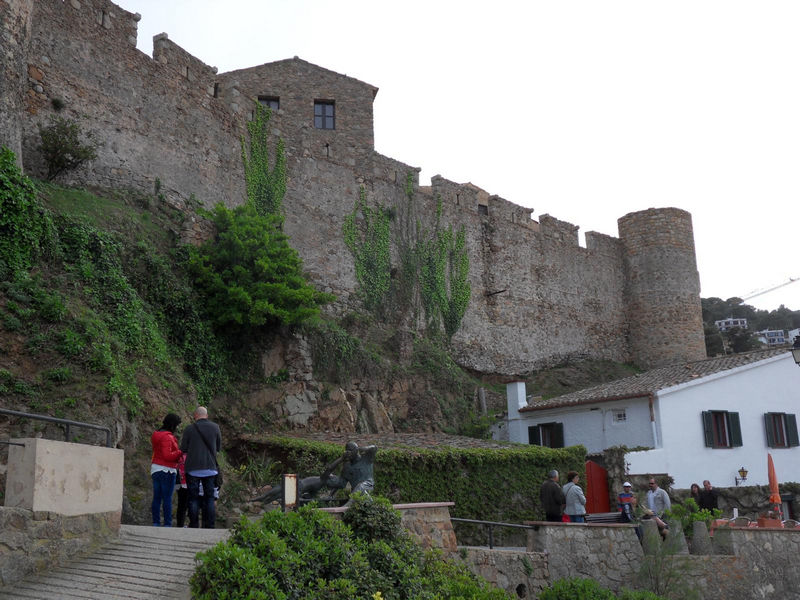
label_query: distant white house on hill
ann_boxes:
[715,317,748,331]
[497,349,800,489]
[756,330,787,346]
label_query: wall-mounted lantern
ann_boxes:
[734,466,748,486]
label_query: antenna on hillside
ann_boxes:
[741,277,800,302]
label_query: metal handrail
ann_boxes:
[450,517,536,549]
[0,407,113,447]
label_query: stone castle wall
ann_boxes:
[1,0,707,374]
[17,0,247,209]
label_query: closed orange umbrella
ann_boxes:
[768,453,782,512]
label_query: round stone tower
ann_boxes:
[618,207,706,369]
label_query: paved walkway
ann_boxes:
[0,525,229,600]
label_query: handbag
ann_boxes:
[562,514,571,522]
[193,423,222,489]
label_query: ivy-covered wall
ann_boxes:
[245,435,586,544]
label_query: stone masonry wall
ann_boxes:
[19,0,247,209]
[1,0,708,376]
[0,0,34,164]
[0,507,120,589]
[619,208,706,369]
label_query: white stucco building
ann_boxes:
[499,349,800,488]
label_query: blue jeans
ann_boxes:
[569,515,586,523]
[187,474,216,528]
[151,470,176,526]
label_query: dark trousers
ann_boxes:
[545,513,562,522]
[187,475,216,528]
[175,487,188,527]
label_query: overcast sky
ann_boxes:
[118,0,800,313]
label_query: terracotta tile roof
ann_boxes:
[520,349,790,412]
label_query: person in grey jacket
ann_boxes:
[562,471,587,522]
[180,406,221,528]
[646,477,671,517]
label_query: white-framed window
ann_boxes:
[612,409,627,424]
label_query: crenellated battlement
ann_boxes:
[0,0,706,373]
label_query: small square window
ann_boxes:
[258,96,279,111]
[612,409,627,424]
[314,100,335,129]
[478,204,488,216]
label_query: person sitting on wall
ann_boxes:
[617,481,637,522]
[646,477,671,518]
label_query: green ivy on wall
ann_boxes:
[342,186,392,317]
[343,174,470,339]
[241,102,286,217]
[252,435,586,542]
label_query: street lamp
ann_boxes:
[734,466,748,486]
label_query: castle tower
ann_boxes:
[0,0,35,163]
[618,208,706,369]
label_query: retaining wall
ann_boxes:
[0,507,120,588]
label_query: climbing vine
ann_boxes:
[417,199,471,338]
[241,102,286,217]
[342,186,392,316]
[342,173,470,339]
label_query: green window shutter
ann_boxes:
[786,414,799,447]
[702,411,714,447]
[553,422,564,448]
[765,413,776,448]
[728,412,743,447]
[528,425,541,446]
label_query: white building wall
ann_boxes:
[627,353,800,488]
[512,397,656,452]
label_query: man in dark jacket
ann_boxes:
[181,406,222,528]
[698,480,719,511]
[540,469,565,522]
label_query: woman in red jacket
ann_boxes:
[151,413,182,527]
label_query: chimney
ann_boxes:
[506,381,529,443]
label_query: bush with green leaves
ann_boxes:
[191,497,510,600]
[664,497,721,537]
[37,116,99,181]
[539,578,668,600]
[0,147,54,279]
[187,202,334,331]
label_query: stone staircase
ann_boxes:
[0,525,229,600]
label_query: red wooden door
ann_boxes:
[585,460,610,513]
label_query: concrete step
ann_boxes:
[0,525,229,600]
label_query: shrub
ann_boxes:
[342,493,402,543]
[186,203,334,331]
[664,497,721,537]
[191,503,511,600]
[43,367,72,383]
[539,578,617,600]
[0,147,54,278]
[37,116,99,181]
[37,291,68,322]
